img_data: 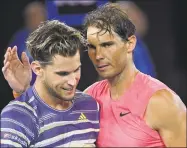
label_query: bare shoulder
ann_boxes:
[150,89,185,110]
[145,89,186,129]
[149,89,186,114]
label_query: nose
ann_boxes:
[67,74,77,86]
[96,47,104,60]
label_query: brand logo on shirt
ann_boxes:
[78,113,87,120]
[2,132,27,146]
[120,112,130,117]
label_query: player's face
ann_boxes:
[42,51,81,101]
[87,26,129,79]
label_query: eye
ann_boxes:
[103,44,110,48]
[88,44,96,50]
[56,72,70,76]
[101,42,114,48]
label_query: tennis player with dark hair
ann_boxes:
[83,3,186,147]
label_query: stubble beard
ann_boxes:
[43,80,75,102]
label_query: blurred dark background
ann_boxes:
[0,0,187,110]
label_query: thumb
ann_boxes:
[21,52,31,67]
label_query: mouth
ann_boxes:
[61,87,74,93]
[63,88,73,91]
[96,64,109,71]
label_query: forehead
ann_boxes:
[87,26,121,43]
[48,52,81,71]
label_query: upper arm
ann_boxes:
[1,105,38,147]
[146,89,186,147]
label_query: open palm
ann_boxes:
[2,46,32,93]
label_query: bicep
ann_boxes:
[147,89,186,147]
[1,106,37,147]
[159,110,186,147]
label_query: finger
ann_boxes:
[5,47,11,55]
[12,45,17,52]
[4,52,9,64]
[2,61,10,75]
[21,52,31,67]
[4,47,11,59]
[11,46,19,60]
[4,50,11,65]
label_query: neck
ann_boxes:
[34,78,72,110]
[108,61,139,100]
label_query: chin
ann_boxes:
[54,92,74,102]
[60,93,75,101]
[98,72,114,79]
[59,96,75,102]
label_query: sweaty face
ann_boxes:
[87,26,129,79]
[42,52,81,101]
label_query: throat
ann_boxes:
[109,69,139,101]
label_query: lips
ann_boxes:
[96,64,109,71]
[61,87,73,91]
[61,88,75,95]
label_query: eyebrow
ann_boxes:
[55,65,81,75]
[88,41,114,47]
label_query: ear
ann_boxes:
[31,61,43,76]
[126,35,137,53]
